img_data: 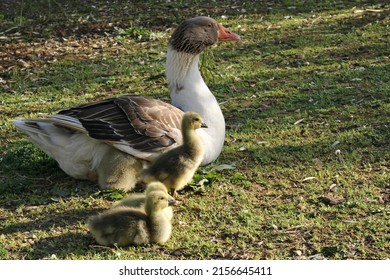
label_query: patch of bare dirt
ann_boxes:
[0,35,126,71]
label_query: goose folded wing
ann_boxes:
[57,95,184,153]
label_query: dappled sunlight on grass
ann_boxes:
[0,0,389,259]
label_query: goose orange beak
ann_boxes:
[217,23,240,42]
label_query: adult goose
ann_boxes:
[13,16,240,191]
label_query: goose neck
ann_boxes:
[166,47,203,91]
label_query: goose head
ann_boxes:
[169,16,240,54]
[166,16,239,90]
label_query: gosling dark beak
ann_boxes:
[201,122,208,128]
[168,199,176,206]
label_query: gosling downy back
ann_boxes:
[87,206,150,246]
[97,147,144,192]
[111,182,174,221]
[87,188,175,246]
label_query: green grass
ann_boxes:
[1,0,389,260]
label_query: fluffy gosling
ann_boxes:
[111,182,174,221]
[87,187,175,246]
[97,147,144,192]
[141,112,206,197]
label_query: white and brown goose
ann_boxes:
[13,16,240,191]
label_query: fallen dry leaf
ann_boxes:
[323,193,345,205]
[302,176,316,182]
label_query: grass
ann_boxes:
[0,0,389,260]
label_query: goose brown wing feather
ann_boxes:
[58,95,184,152]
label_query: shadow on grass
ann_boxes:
[23,232,94,260]
[1,207,103,235]
[0,141,102,212]
[0,141,76,198]
[0,141,62,178]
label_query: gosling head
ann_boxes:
[145,190,176,214]
[182,112,208,131]
[145,182,169,195]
